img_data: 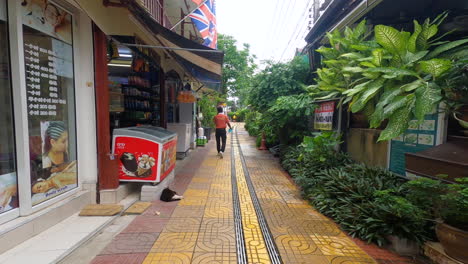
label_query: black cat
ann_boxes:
[160,188,183,202]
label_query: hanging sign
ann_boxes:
[314,101,335,130]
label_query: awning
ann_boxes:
[73,0,223,91]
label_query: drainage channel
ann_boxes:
[231,128,283,264]
[231,132,248,264]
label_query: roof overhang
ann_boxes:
[73,0,223,91]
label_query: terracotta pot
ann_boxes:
[436,222,468,263]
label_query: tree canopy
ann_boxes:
[248,57,311,110]
[218,34,257,106]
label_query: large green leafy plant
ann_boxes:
[404,177,468,230]
[314,14,468,141]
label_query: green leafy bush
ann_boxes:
[404,177,468,230]
[313,15,468,141]
[300,164,428,245]
[228,108,248,122]
[280,132,431,245]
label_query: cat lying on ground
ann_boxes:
[160,188,183,202]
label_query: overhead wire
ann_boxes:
[273,0,299,60]
[262,0,292,59]
[279,0,314,61]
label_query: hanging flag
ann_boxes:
[189,0,217,49]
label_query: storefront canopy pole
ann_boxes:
[112,40,223,54]
[170,0,209,31]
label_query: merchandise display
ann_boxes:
[108,57,161,129]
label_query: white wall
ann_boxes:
[73,8,97,188]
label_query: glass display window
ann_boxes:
[0,0,19,215]
[21,0,78,206]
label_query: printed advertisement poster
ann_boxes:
[31,121,77,205]
[0,173,18,214]
[21,0,73,44]
[160,138,177,180]
[389,109,439,176]
[114,137,160,182]
[22,1,78,205]
[314,101,335,130]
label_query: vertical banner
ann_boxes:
[22,0,78,205]
[314,101,335,130]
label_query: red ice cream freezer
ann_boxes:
[112,126,177,183]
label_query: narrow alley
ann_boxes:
[84,124,405,264]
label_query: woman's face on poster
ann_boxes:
[50,131,68,153]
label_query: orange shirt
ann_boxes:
[213,114,230,129]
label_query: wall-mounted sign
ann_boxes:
[314,101,335,130]
[389,109,440,176]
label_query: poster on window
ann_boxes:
[22,1,77,205]
[314,101,335,130]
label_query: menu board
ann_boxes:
[22,1,77,205]
[389,109,439,176]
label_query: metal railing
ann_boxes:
[136,0,172,28]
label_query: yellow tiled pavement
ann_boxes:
[143,124,376,264]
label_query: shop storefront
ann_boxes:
[0,0,97,232]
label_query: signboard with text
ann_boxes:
[314,101,335,130]
[389,109,440,176]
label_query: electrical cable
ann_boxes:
[279,0,314,61]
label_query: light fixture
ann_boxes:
[107,63,131,67]
[119,53,132,58]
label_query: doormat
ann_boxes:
[79,204,123,216]
[123,202,152,215]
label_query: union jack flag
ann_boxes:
[189,0,217,49]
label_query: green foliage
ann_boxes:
[228,108,248,122]
[244,111,262,136]
[281,132,352,178]
[262,94,317,145]
[218,34,257,105]
[404,177,468,230]
[248,57,311,111]
[198,93,225,128]
[313,14,468,141]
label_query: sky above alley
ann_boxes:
[216,0,312,65]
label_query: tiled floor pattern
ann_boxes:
[91,124,417,264]
[142,139,237,264]
[232,136,271,264]
[235,124,378,264]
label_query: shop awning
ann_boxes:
[73,0,223,91]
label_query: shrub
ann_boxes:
[280,132,430,245]
[302,164,428,245]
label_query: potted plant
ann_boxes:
[405,177,468,262]
[440,53,468,135]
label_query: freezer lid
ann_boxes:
[113,126,177,142]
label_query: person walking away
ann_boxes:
[213,106,232,158]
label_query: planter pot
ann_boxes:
[387,235,419,256]
[436,222,468,263]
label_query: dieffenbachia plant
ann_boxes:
[313,13,468,141]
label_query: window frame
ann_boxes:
[6,0,81,218]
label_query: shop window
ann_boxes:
[21,1,78,205]
[0,0,18,214]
